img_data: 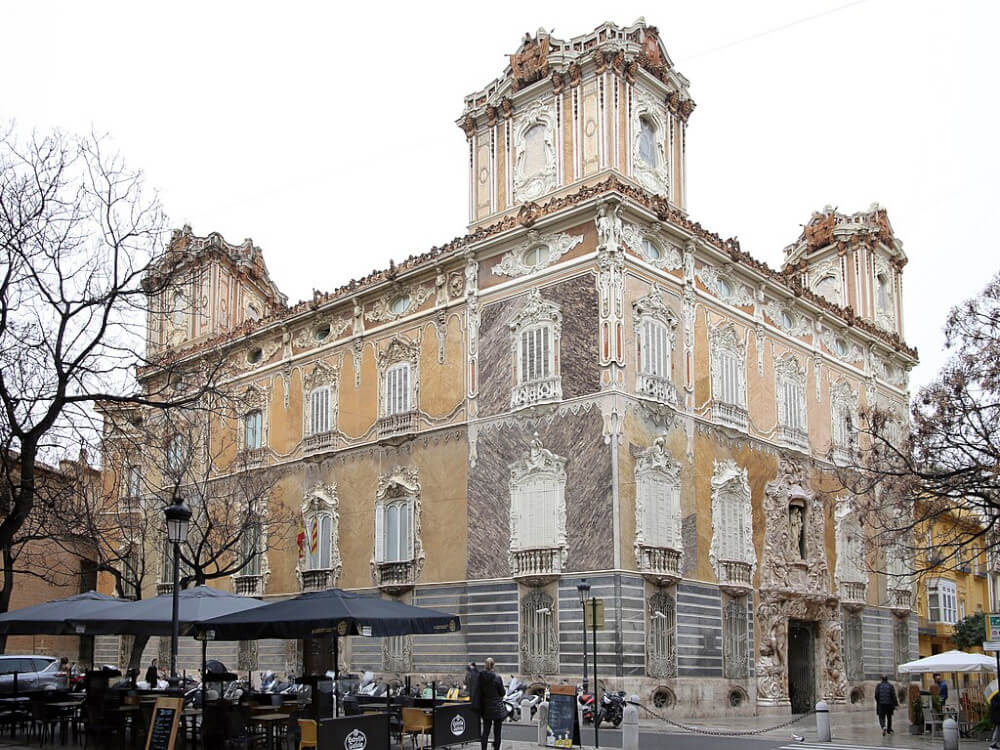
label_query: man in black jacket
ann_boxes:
[874,674,899,735]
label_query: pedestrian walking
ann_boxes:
[874,674,898,735]
[989,686,1000,749]
[144,658,159,687]
[465,661,479,702]
[475,657,505,750]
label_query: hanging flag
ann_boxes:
[296,520,306,561]
[310,516,319,555]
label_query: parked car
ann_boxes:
[0,655,69,693]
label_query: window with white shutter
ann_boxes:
[709,324,747,430]
[509,290,563,409]
[928,579,957,624]
[639,318,671,378]
[385,364,411,416]
[308,388,330,435]
[519,325,551,383]
[376,497,415,563]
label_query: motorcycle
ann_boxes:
[577,688,595,725]
[595,690,625,729]
[503,675,525,721]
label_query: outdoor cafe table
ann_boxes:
[251,712,289,750]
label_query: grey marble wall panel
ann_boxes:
[468,407,612,579]
[862,607,895,680]
[677,582,723,678]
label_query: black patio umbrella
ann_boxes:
[196,587,461,641]
[0,591,131,635]
[67,585,267,636]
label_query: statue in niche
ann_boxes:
[596,202,623,250]
[789,504,805,559]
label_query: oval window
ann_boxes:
[314,323,331,341]
[522,245,550,267]
[389,295,411,315]
[246,305,260,322]
[247,347,263,365]
[780,310,795,330]
[642,239,661,261]
[717,278,733,298]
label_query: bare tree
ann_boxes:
[841,270,1000,576]
[0,124,222,622]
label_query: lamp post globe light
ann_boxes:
[165,496,191,680]
[577,579,591,694]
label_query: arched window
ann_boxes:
[815,275,840,302]
[509,290,562,409]
[379,497,414,563]
[303,512,333,571]
[520,590,558,674]
[709,324,748,430]
[521,244,550,267]
[638,117,657,168]
[775,356,808,451]
[522,124,546,177]
[635,438,681,554]
[647,590,676,678]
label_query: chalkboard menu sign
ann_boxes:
[145,697,182,750]
[545,686,579,748]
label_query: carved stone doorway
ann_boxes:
[787,620,816,714]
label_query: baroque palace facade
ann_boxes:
[101,21,919,715]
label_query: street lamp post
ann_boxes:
[576,579,591,694]
[165,496,192,681]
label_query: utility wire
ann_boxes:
[680,0,871,61]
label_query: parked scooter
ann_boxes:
[595,690,625,728]
[503,676,525,721]
[577,687,595,725]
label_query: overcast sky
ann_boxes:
[2,1,996,395]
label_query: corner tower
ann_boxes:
[459,20,694,228]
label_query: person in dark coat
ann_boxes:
[144,658,159,687]
[874,674,899,735]
[476,657,505,750]
[989,688,1000,749]
[464,662,479,703]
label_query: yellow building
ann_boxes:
[99,21,921,716]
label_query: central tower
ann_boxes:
[458,20,694,228]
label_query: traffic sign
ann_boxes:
[987,614,1000,642]
[584,598,605,630]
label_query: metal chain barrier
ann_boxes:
[632,701,817,737]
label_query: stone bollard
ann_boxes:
[942,717,959,750]
[536,701,548,746]
[815,700,831,742]
[622,695,640,750]
[522,698,532,723]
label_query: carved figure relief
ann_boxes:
[760,457,829,594]
[491,230,583,277]
[511,31,550,92]
[512,100,557,203]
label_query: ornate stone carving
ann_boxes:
[351,339,364,388]
[596,201,626,369]
[819,326,863,363]
[696,264,755,307]
[433,310,448,365]
[376,337,420,417]
[621,222,682,271]
[760,458,829,594]
[296,483,341,591]
[808,258,843,305]
[365,284,434,323]
[596,201,624,252]
[233,338,281,372]
[371,466,424,592]
[491,230,583,277]
[873,254,897,332]
[763,299,812,338]
[448,271,465,299]
[709,460,755,592]
[512,101,557,203]
[520,590,558,674]
[511,31,550,92]
[630,88,671,195]
[633,287,679,405]
[292,317,351,350]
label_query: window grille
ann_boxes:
[723,599,749,679]
[520,591,557,673]
[647,590,676,678]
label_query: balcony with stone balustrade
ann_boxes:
[838,579,867,609]
[777,425,810,453]
[511,376,562,410]
[888,585,912,614]
[377,410,419,442]
[300,568,334,592]
[303,430,342,456]
[239,447,268,468]
[636,374,678,406]
[234,574,264,597]
[637,544,682,585]
[373,560,418,594]
[713,402,748,432]
[511,546,563,586]
[716,559,753,595]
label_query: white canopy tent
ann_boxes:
[898,650,996,674]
